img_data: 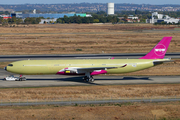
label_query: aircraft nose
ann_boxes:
[4,67,7,71]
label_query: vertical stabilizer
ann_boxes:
[140,37,172,59]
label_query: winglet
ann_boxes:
[140,37,172,59]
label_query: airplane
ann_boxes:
[4,37,172,82]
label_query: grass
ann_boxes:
[0,101,179,119]
[76,48,82,51]
[0,24,179,55]
[0,24,180,119]
[0,62,11,69]
[0,84,180,101]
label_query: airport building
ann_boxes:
[0,14,11,19]
[146,12,180,24]
[11,12,92,19]
[39,18,57,24]
[118,15,140,23]
[8,11,92,24]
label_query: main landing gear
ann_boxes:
[83,76,94,83]
[83,72,95,83]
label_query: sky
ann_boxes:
[0,0,180,5]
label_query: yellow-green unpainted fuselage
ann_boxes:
[6,59,168,75]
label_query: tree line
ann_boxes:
[1,10,180,25]
[0,14,120,24]
[0,11,10,15]
[56,14,119,24]
[0,17,42,24]
[0,16,23,24]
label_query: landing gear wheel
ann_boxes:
[83,76,89,82]
[89,78,94,83]
[83,76,94,83]
[89,76,94,83]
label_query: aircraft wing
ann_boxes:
[58,64,127,75]
[76,64,127,71]
[59,64,126,74]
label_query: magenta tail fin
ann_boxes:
[140,37,172,59]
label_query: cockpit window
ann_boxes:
[8,64,13,67]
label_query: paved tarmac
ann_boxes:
[0,69,180,88]
[1,98,180,106]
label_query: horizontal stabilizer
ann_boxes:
[153,59,174,66]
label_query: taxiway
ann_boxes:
[0,69,180,88]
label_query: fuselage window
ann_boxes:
[8,64,13,67]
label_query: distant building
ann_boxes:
[118,16,140,23]
[39,18,57,24]
[11,12,23,18]
[125,18,140,23]
[33,9,36,14]
[107,3,114,15]
[118,17,124,20]
[0,15,11,19]
[12,13,92,19]
[146,12,179,24]
[128,16,139,20]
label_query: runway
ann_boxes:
[0,69,180,88]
